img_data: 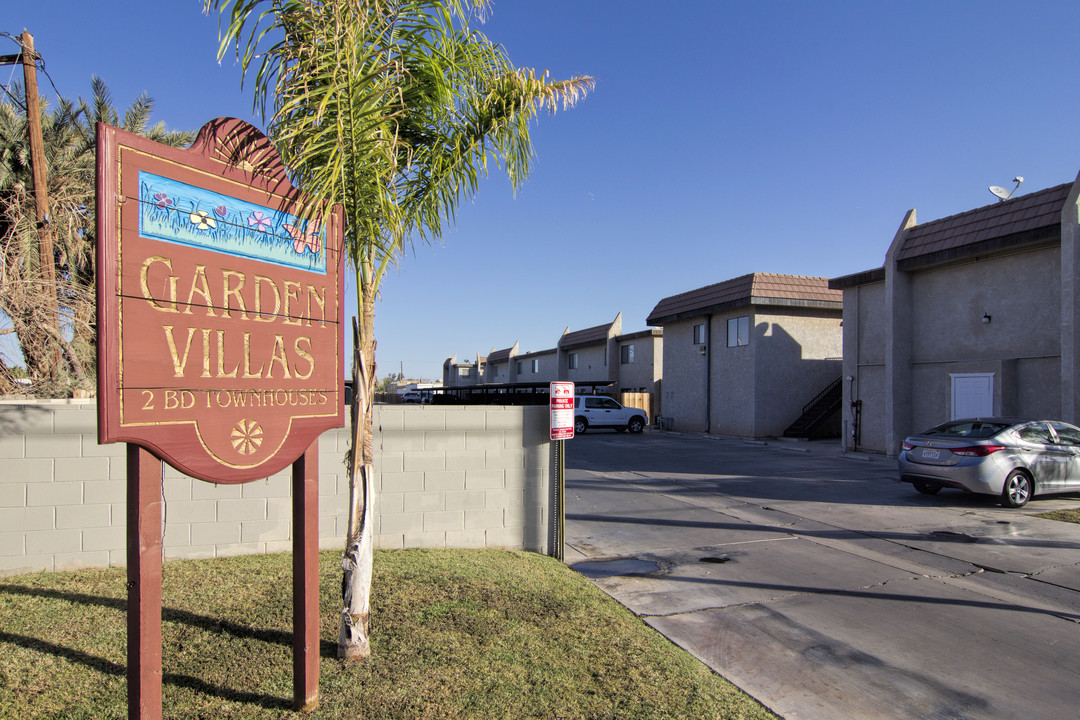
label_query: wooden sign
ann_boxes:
[96,118,344,482]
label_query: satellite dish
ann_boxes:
[988,176,1024,202]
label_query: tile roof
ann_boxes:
[559,322,614,350]
[896,182,1071,265]
[647,273,841,325]
[487,347,514,363]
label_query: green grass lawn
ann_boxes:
[0,549,775,719]
[1034,508,1080,524]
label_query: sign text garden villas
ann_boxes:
[96,117,344,716]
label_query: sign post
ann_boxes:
[96,118,344,717]
[549,382,574,560]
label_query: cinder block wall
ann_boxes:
[0,401,552,577]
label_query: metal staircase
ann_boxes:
[783,376,843,439]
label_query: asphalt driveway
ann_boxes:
[563,431,1080,720]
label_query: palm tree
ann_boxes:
[0,75,193,394]
[205,0,592,659]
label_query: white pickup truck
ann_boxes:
[573,395,648,434]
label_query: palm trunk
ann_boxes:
[338,278,378,660]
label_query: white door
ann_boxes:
[951,373,994,420]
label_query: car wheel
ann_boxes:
[627,417,645,434]
[913,481,941,495]
[574,417,587,434]
[1001,470,1032,508]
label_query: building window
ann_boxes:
[568,353,578,370]
[693,323,706,344]
[516,361,522,374]
[727,316,750,347]
[620,344,635,364]
[531,359,540,373]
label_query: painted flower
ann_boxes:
[247,210,271,232]
[189,210,217,231]
[153,192,173,210]
[213,205,228,219]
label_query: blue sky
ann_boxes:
[5,1,1080,380]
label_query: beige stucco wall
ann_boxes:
[659,318,709,431]
[616,332,662,396]
[562,344,608,384]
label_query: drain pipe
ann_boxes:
[705,314,712,433]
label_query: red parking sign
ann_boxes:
[550,382,575,440]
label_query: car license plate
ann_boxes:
[922,448,940,460]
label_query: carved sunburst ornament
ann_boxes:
[230,419,264,456]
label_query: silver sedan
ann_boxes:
[898,417,1080,508]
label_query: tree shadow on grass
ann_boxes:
[0,584,338,711]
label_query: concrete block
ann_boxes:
[464,508,503,530]
[403,453,446,473]
[424,432,466,452]
[55,457,111,482]
[0,435,24,458]
[376,450,404,474]
[82,526,125,552]
[404,492,445,514]
[54,551,110,572]
[0,506,53,532]
[6,458,55,483]
[163,523,191,547]
[376,492,404,516]
[483,409,524,431]
[485,526,527,549]
[81,439,125,458]
[0,483,26,507]
[242,476,290,499]
[56,504,111,530]
[162,478,193,502]
[218,498,268,522]
[50,405,97,434]
[165,499,217,524]
[444,410,488,432]
[108,549,125,566]
[0,532,24,555]
[264,540,292,554]
[485,488,525,509]
[423,510,462,532]
[189,521,241,546]
[374,406,406,433]
[27,482,82,507]
[380,430,426,453]
[0,554,51,577]
[400,408,448,432]
[374,534,404,550]
[266,497,293,521]
[465,431,506,452]
[241,518,290,543]
[403,530,446,549]
[379,512,424,535]
[83,480,124,505]
[503,506,543,528]
[26,434,81,458]
[381,472,424,494]
[444,451,488,471]
[465,469,505,490]
[445,529,488,548]
[444,491,487,512]
[25,529,82,555]
[167,545,216,561]
[318,516,337,541]
[191,481,243,500]
[0,405,54,435]
[424,471,466,492]
[215,542,266,558]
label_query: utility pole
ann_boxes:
[8,32,60,378]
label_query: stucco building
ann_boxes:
[829,172,1080,456]
[647,273,842,437]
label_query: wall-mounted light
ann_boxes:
[982,313,992,323]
